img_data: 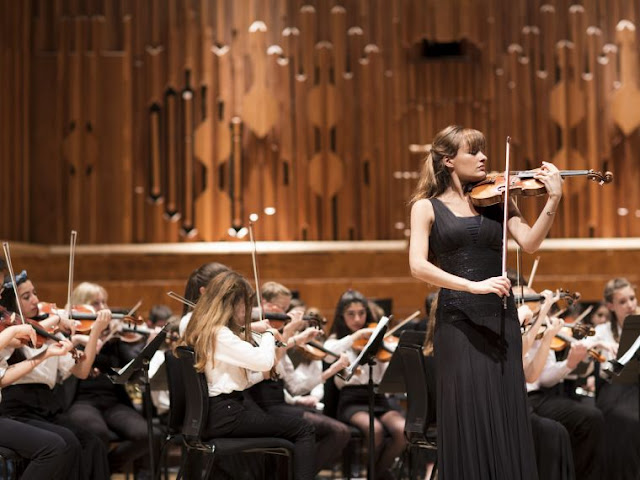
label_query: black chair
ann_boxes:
[166,346,295,480]
[0,446,24,480]
[396,334,438,480]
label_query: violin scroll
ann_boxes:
[586,169,613,185]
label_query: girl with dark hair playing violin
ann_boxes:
[0,319,78,479]
[409,125,564,480]
[325,289,406,480]
[0,272,111,480]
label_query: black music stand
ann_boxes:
[340,316,389,480]
[378,330,426,394]
[108,325,167,480]
[605,315,640,416]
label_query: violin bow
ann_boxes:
[166,291,196,309]
[248,218,264,343]
[66,231,77,321]
[2,242,34,347]
[501,137,511,309]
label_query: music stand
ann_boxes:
[378,330,426,394]
[108,325,167,480]
[339,316,389,480]
[606,315,640,415]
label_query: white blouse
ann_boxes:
[204,326,276,397]
[4,345,75,389]
[324,334,388,389]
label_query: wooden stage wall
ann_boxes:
[2,1,640,244]
[9,239,640,324]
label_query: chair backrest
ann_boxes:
[397,340,437,446]
[164,350,186,435]
[174,346,210,440]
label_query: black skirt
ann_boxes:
[336,385,391,423]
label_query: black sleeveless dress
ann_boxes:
[429,198,537,480]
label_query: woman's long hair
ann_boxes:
[330,290,375,339]
[603,277,634,342]
[182,262,231,315]
[410,125,485,203]
[179,271,254,372]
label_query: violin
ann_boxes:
[35,302,144,334]
[469,169,613,207]
[252,310,327,330]
[352,311,421,362]
[0,306,82,360]
[549,326,605,363]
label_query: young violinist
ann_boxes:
[594,277,640,479]
[178,270,317,480]
[0,321,77,479]
[523,287,606,480]
[324,289,406,480]
[65,281,156,476]
[408,125,567,479]
[518,289,576,480]
[247,281,351,474]
[0,272,111,480]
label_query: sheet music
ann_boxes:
[347,316,390,371]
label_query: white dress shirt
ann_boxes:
[324,335,388,389]
[179,312,192,336]
[205,326,276,397]
[525,340,573,392]
[593,322,620,362]
[8,345,75,389]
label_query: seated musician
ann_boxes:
[65,282,157,476]
[324,289,406,480]
[593,277,640,479]
[0,272,110,480]
[523,287,606,480]
[178,270,316,480]
[246,281,351,475]
[0,319,78,479]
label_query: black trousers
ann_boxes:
[0,417,76,480]
[66,400,153,472]
[204,393,316,480]
[0,384,110,480]
[529,389,605,480]
[264,404,351,472]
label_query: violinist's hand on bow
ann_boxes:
[353,327,375,342]
[7,324,37,348]
[534,161,563,200]
[469,276,511,297]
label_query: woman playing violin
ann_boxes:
[65,281,157,476]
[0,272,111,480]
[408,125,564,480]
[325,289,406,480]
[0,321,79,479]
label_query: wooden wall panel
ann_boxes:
[0,0,638,243]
